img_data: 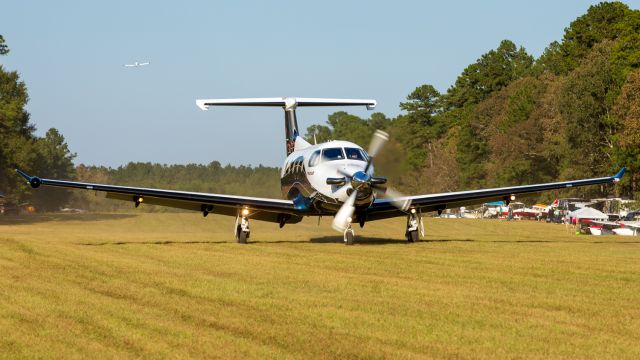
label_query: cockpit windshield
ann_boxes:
[322,148,345,161]
[345,148,367,161]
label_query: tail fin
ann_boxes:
[196,97,376,155]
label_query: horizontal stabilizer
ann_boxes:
[196,97,376,111]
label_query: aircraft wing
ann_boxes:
[366,168,626,221]
[15,169,303,224]
[619,221,640,228]
[590,220,619,227]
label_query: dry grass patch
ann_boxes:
[1,213,639,359]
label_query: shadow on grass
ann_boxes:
[80,240,228,246]
[0,213,136,225]
[308,236,411,245]
[487,239,640,244]
[78,237,640,246]
[436,239,640,244]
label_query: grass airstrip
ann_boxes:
[1,213,639,359]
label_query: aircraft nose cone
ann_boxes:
[351,171,371,191]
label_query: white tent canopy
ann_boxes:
[569,207,608,220]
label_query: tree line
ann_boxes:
[68,163,282,211]
[1,2,639,212]
[0,35,76,211]
[304,1,640,203]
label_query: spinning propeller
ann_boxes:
[331,130,411,232]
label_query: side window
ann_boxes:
[308,150,321,167]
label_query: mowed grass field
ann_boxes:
[1,213,639,359]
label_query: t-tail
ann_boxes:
[196,97,377,156]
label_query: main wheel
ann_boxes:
[407,230,418,243]
[237,227,248,244]
[344,229,354,246]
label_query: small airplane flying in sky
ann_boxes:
[123,61,150,68]
[16,97,626,244]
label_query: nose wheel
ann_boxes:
[344,224,355,245]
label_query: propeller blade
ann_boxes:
[368,130,389,159]
[332,190,357,232]
[373,185,411,211]
[365,130,389,172]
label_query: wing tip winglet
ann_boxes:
[15,168,42,188]
[15,168,31,181]
[613,167,626,182]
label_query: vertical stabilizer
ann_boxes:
[284,98,299,155]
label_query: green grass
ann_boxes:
[1,213,639,359]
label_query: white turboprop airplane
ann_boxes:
[123,61,150,68]
[16,97,627,244]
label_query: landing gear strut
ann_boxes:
[344,223,355,246]
[235,208,250,244]
[406,208,420,243]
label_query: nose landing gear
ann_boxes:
[343,223,355,245]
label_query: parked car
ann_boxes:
[623,211,640,221]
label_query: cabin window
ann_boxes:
[308,150,321,167]
[345,148,367,161]
[322,148,345,162]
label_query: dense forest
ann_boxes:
[1,2,640,212]
[305,1,640,202]
[0,35,76,212]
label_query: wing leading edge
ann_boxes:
[367,168,626,221]
[15,169,303,224]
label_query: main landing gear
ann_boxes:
[405,208,422,243]
[234,208,250,244]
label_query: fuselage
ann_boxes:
[280,140,374,214]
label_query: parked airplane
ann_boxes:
[15,97,626,244]
[511,199,560,219]
[123,61,150,68]
[589,220,640,236]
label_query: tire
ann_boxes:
[344,230,354,246]
[408,230,418,243]
[237,230,248,244]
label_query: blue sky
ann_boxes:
[3,0,638,167]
